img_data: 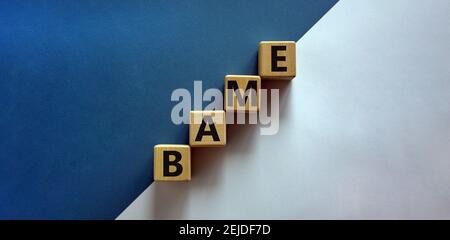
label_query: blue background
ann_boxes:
[0,0,337,219]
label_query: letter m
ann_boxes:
[226,80,258,111]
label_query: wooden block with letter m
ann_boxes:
[224,75,261,112]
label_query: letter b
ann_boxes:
[163,150,183,176]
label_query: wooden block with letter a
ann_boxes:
[190,110,226,147]
[154,144,191,181]
[224,75,261,112]
[258,41,296,80]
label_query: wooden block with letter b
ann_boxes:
[190,110,226,147]
[154,144,191,181]
[224,75,261,112]
[258,41,296,80]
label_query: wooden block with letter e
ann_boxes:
[154,144,191,181]
[224,75,261,112]
[190,110,226,147]
[258,41,296,80]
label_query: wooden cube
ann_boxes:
[224,75,261,112]
[190,110,226,147]
[154,144,191,181]
[258,41,296,80]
